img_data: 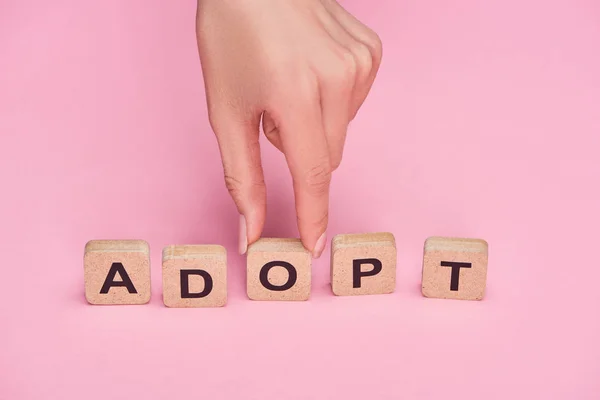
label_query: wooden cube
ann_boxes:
[421,237,488,300]
[247,238,311,301]
[84,240,151,305]
[162,245,227,308]
[330,232,397,296]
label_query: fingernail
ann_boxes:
[239,215,248,255]
[312,232,327,259]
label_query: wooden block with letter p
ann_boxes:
[421,236,488,300]
[330,232,397,296]
[247,238,311,301]
[84,240,151,305]
[162,245,227,308]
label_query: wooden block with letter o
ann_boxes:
[421,236,488,300]
[162,245,227,307]
[331,232,397,296]
[247,238,311,301]
[84,240,151,305]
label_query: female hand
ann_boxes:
[196,0,382,257]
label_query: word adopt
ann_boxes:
[83,233,488,307]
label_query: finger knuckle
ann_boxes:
[321,50,356,92]
[339,49,358,87]
[224,173,266,201]
[364,31,383,62]
[351,42,373,77]
[224,174,245,198]
[302,163,332,196]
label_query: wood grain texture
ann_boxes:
[84,240,151,305]
[421,237,488,300]
[331,232,397,296]
[247,238,311,301]
[162,245,227,308]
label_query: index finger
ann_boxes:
[274,85,332,258]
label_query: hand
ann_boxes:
[196,0,382,257]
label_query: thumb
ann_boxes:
[209,109,266,254]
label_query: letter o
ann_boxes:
[259,261,297,291]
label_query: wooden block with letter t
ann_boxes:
[84,240,151,305]
[421,237,488,300]
[247,238,311,301]
[162,245,227,308]
[330,232,397,296]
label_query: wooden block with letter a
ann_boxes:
[421,237,488,300]
[84,240,151,305]
[330,232,397,296]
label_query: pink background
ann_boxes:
[1,0,599,398]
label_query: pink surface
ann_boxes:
[1,0,599,398]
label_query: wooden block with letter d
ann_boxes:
[421,236,488,300]
[330,232,397,296]
[162,245,227,307]
[247,238,311,301]
[84,240,151,305]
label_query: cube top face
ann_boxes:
[332,232,395,248]
[162,245,227,308]
[85,239,150,253]
[248,238,307,253]
[84,240,151,305]
[162,244,226,260]
[422,236,488,301]
[424,237,488,253]
[247,238,311,301]
[331,232,397,296]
